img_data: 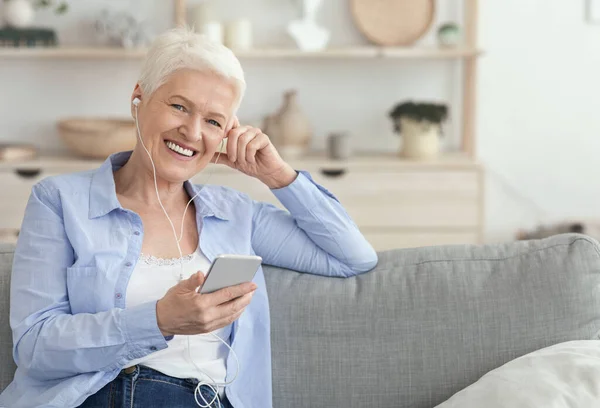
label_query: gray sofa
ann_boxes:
[2,234,600,407]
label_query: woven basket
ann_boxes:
[57,118,137,159]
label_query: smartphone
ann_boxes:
[198,254,263,295]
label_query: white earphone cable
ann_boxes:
[177,145,222,244]
[134,103,238,407]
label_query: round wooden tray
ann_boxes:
[350,0,435,46]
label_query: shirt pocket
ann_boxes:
[66,266,98,314]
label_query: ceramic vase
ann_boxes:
[398,117,441,159]
[275,90,312,158]
[263,114,280,144]
[287,0,330,51]
[4,0,35,28]
[94,10,152,48]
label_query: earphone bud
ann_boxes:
[132,97,141,106]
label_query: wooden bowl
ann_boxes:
[57,118,137,159]
[0,144,37,162]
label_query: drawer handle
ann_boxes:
[15,168,42,178]
[320,168,346,178]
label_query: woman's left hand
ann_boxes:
[212,117,298,189]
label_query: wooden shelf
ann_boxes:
[302,151,481,171]
[238,47,481,59]
[0,47,148,59]
[0,46,482,60]
[0,155,101,172]
[0,151,480,173]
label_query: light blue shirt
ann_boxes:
[0,151,378,408]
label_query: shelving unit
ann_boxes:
[1,0,481,159]
[186,0,479,160]
[0,0,486,249]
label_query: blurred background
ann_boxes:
[0,0,599,250]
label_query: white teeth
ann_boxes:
[166,141,194,157]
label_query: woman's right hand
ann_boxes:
[155,271,257,337]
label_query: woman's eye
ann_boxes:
[171,104,186,112]
[207,119,222,128]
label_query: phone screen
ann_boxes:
[199,254,262,294]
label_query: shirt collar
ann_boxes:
[88,150,230,221]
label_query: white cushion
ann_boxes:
[436,340,600,407]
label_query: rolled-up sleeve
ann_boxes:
[10,183,168,381]
[251,171,378,277]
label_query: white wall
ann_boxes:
[478,0,600,242]
[1,0,598,242]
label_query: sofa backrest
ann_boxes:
[0,244,16,392]
[263,234,600,407]
[2,235,600,407]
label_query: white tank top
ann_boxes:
[124,245,231,397]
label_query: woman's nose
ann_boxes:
[183,115,203,142]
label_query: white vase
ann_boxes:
[398,117,441,159]
[287,0,330,51]
[4,0,35,28]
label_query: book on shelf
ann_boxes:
[0,27,57,48]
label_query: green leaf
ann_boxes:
[55,2,68,14]
[34,0,51,8]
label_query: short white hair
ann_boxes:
[138,27,246,112]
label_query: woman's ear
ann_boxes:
[130,84,143,119]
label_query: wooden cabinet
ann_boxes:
[0,154,484,250]
[0,158,99,243]
[193,154,484,249]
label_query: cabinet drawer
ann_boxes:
[309,170,479,199]
[310,169,480,228]
[193,169,481,228]
[344,196,479,228]
[0,170,59,230]
[363,229,480,251]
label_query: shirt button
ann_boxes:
[134,231,140,236]
[115,293,122,299]
[125,262,132,267]
[150,346,157,351]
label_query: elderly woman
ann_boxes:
[0,28,377,408]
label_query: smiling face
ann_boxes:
[131,68,237,183]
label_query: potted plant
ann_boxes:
[388,101,448,159]
[33,0,68,14]
[2,0,68,28]
[437,22,461,47]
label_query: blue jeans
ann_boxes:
[78,365,234,408]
